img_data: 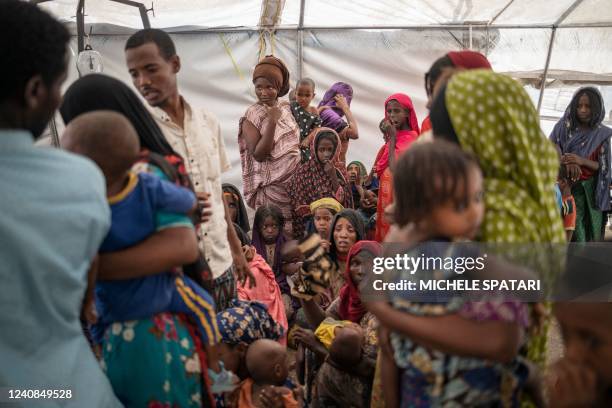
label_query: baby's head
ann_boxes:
[246,339,290,386]
[329,323,364,367]
[61,110,140,187]
[554,302,612,400]
[393,140,484,240]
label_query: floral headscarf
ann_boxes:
[217,300,285,345]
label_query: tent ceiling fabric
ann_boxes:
[40,0,612,29]
[38,0,612,188]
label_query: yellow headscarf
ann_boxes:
[310,197,344,214]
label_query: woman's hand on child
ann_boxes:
[242,245,255,262]
[259,386,294,408]
[547,358,598,407]
[293,327,321,351]
[195,192,213,223]
[233,250,256,288]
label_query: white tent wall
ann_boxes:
[55,28,486,188]
[40,0,612,191]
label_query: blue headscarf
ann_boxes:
[550,87,612,211]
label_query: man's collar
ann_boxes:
[148,95,191,125]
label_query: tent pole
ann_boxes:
[537,27,556,114]
[490,0,515,25]
[297,0,305,79]
[469,24,473,49]
[556,0,585,26]
[107,0,151,28]
[76,0,85,52]
[161,22,612,35]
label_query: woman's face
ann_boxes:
[261,215,280,244]
[347,163,361,183]
[254,77,278,106]
[316,137,335,163]
[296,84,315,110]
[313,208,334,238]
[386,100,410,130]
[349,253,370,285]
[217,342,248,379]
[333,217,357,255]
[427,66,458,110]
[577,93,592,125]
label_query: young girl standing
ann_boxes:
[317,82,359,165]
[374,93,420,242]
[290,78,322,162]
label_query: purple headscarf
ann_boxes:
[317,82,353,132]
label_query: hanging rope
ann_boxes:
[218,33,244,80]
[257,0,284,60]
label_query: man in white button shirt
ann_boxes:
[124,29,253,311]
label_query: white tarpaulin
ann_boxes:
[38,0,612,188]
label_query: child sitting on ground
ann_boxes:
[252,205,300,322]
[367,141,530,407]
[558,165,576,241]
[236,339,301,407]
[307,197,343,252]
[61,111,237,393]
[290,78,322,162]
[237,243,289,345]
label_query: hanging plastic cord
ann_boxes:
[218,33,245,80]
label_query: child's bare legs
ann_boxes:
[378,325,400,408]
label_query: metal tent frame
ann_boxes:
[37,0,612,120]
